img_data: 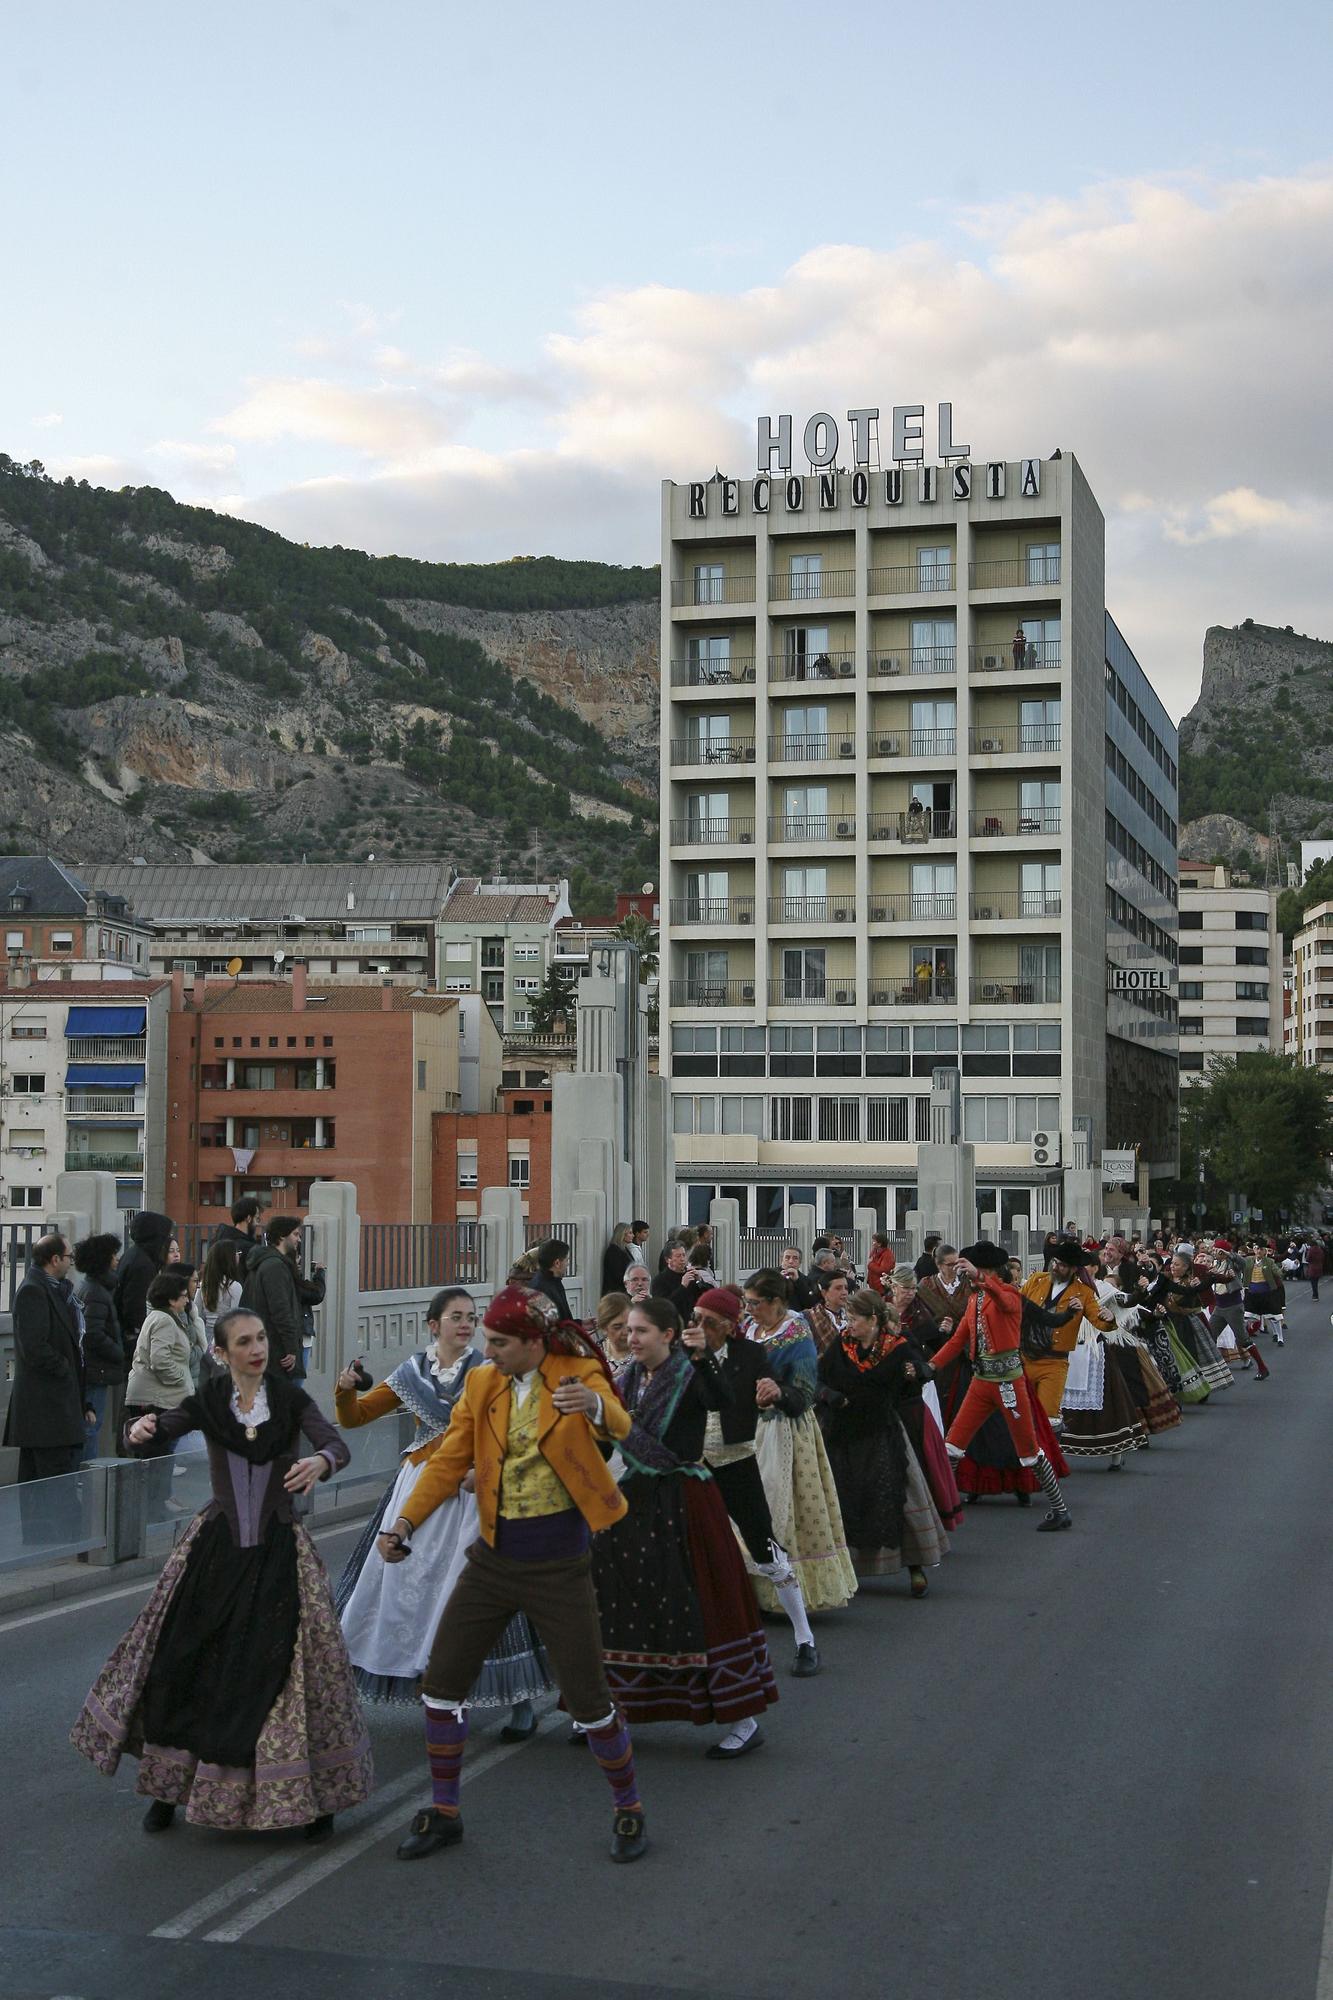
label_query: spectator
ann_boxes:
[240,1214,306,1375]
[199,1239,243,1345]
[112,1211,175,1356]
[124,1271,206,1510]
[866,1231,896,1295]
[913,1232,942,1281]
[602,1223,633,1297]
[1303,1238,1324,1300]
[4,1234,88,1541]
[779,1246,820,1311]
[687,1241,718,1287]
[651,1243,699,1318]
[624,1263,652,1305]
[295,1259,326,1382]
[595,1292,632,1369]
[627,1221,652,1268]
[530,1238,573,1321]
[165,1263,209,1387]
[214,1193,270,1255]
[73,1232,125,1462]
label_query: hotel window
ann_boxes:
[1180,1019,1204,1036]
[688,634,733,684]
[1025,542,1060,585]
[779,866,826,921]
[910,618,955,672]
[1236,1017,1270,1038]
[1019,699,1060,753]
[1179,982,1204,1000]
[1236,946,1269,966]
[1180,1052,1205,1071]
[1178,910,1203,929]
[781,785,830,838]
[1013,1096,1060,1141]
[784,626,829,677]
[721,1096,764,1135]
[909,699,955,756]
[686,711,733,761]
[693,562,724,605]
[1019,780,1060,832]
[788,552,823,600]
[1019,617,1060,666]
[1179,947,1203,965]
[916,546,952,589]
[963,1097,1011,1142]
[1019,862,1060,917]
[781,947,826,1002]
[782,705,830,760]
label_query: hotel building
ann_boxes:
[1176,862,1282,1077]
[659,441,1178,1238]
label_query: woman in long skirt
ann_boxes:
[71,1307,373,1837]
[1059,1322,1149,1470]
[335,1287,550,1735]
[1160,1256,1233,1392]
[1093,1281,1182,1435]
[741,1269,857,1614]
[585,1298,778,1760]
[817,1289,949,1596]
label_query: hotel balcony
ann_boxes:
[668,978,757,1009]
[970,554,1062,590]
[868,727,958,760]
[866,645,957,680]
[867,808,958,845]
[969,640,1061,675]
[669,814,756,847]
[868,948,958,1007]
[767,894,859,927]
[867,562,956,596]
[669,897,756,926]
[767,650,858,683]
[767,568,856,604]
[970,975,1062,1005]
[968,722,1062,756]
[767,729,858,766]
[670,655,758,688]
[669,735,757,768]
[767,811,857,845]
[969,890,1063,922]
[671,574,756,608]
[969,807,1062,838]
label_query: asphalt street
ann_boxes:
[2,1291,1332,2000]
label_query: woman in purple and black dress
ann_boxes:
[71,1306,372,1841]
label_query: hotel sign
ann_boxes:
[1109,966,1174,992]
[686,408,1043,517]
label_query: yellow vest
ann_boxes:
[498,1379,572,1521]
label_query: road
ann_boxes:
[2,1292,1332,2000]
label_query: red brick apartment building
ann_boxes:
[164,966,461,1224]
[432,1083,553,1223]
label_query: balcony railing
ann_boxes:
[767,896,858,924]
[971,555,1061,589]
[670,816,756,845]
[970,892,1063,920]
[970,807,1062,837]
[768,651,858,682]
[970,975,1063,1004]
[970,641,1061,673]
[768,569,856,602]
[66,1151,144,1173]
[969,724,1062,754]
[360,1221,486,1293]
[671,656,758,687]
[867,809,958,843]
[65,1036,147,1062]
[767,732,858,763]
[669,897,756,925]
[868,978,958,1006]
[669,979,756,1007]
[767,814,857,842]
[670,736,757,766]
[867,647,957,678]
[672,575,756,606]
[65,1095,144,1116]
[773,982,856,1007]
[868,563,956,595]
[869,729,957,759]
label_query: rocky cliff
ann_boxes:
[1177,621,1333,857]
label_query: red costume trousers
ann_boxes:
[945,1375,1039,1464]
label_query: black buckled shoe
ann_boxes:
[1037,1508,1073,1532]
[705,1725,764,1761]
[792,1642,821,1677]
[396,1808,464,1860]
[304,1814,335,1842]
[142,1799,176,1832]
[610,1809,647,1863]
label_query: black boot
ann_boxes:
[142,1799,176,1832]
[611,1809,648,1863]
[1034,1451,1072,1531]
[304,1814,335,1842]
[396,1809,464,1860]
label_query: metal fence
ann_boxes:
[1,1223,43,1312]
[360,1222,486,1294]
[521,1222,580,1277]
[738,1230,795,1273]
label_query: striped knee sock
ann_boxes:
[582,1714,642,1813]
[423,1703,468,1816]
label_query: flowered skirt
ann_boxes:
[592,1473,779,1727]
[1104,1339,1182,1434]
[753,1410,858,1613]
[71,1511,374,1830]
[337,1458,551,1706]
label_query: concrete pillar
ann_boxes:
[481,1184,522,1285]
[304,1180,360,1397]
[54,1170,120,1246]
[788,1201,816,1272]
[905,1208,926,1261]
[852,1203,878,1277]
[979,1208,999,1242]
[709,1196,740,1288]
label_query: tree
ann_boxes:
[1177,1052,1333,1223]
[528,962,578,1036]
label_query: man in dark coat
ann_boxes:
[112,1210,175,1361]
[530,1239,574,1321]
[240,1214,305,1374]
[213,1192,270,1257]
[4,1234,89,1542]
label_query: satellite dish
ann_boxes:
[640,881,654,895]
[274,949,287,966]
[226,956,243,978]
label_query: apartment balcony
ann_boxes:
[773,981,857,1008]
[670,815,756,846]
[867,809,958,844]
[671,655,758,687]
[669,978,756,1008]
[869,728,958,760]
[767,569,856,603]
[970,641,1061,674]
[868,978,958,1007]
[970,976,1063,1005]
[969,892,1063,921]
[768,651,857,683]
[767,731,858,765]
[671,576,756,607]
[66,1151,144,1173]
[767,813,856,844]
[670,736,757,768]
[970,555,1061,589]
[868,563,956,595]
[669,897,755,926]
[65,1095,146,1117]
[969,724,1062,755]
[65,1036,147,1063]
[970,808,1062,838]
[767,896,858,926]
[867,646,957,679]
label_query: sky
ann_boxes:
[3,0,1332,720]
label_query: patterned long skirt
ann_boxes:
[592,1473,779,1727]
[71,1512,374,1830]
[1060,1350,1150,1458]
[1163,1324,1211,1404]
[1174,1312,1234,1391]
[1104,1338,1182,1434]
[753,1409,858,1613]
[824,1418,950,1579]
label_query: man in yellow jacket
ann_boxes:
[1021,1239,1109,1421]
[377,1283,647,1865]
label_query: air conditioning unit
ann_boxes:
[979,737,1002,752]
[870,988,891,1004]
[871,905,888,920]
[876,655,902,676]
[879,736,900,756]
[1030,1130,1062,1168]
[741,982,756,1000]
[835,820,855,838]
[834,988,853,1004]
[837,659,855,677]
[975,905,995,920]
[741,665,756,682]
[739,830,754,843]
[833,907,852,921]
[741,746,756,762]
[839,740,855,757]
[982,654,999,671]
[982,981,1004,1001]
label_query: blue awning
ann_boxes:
[65,1064,146,1087]
[66,1005,146,1038]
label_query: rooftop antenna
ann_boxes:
[1264,800,1284,891]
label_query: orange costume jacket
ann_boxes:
[397,1351,632,1543]
[928,1271,1024,1379]
[1020,1270,1108,1354]
[335,1377,441,1466]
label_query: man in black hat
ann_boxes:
[1020,1238,1105,1421]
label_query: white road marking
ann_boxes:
[1316,1841,1333,1999]
[199,1711,566,1944]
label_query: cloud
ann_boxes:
[32,411,63,430]
[1161,486,1316,546]
[211,377,454,455]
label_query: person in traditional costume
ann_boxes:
[379,1284,649,1866]
[586,1296,778,1761]
[1093,1280,1182,1435]
[1019,1239,1104,1422]
[684,1285,823,1676]
[1160,1252,1234,1391]
[817,1288,950,1595]
[1056,1289,1150,1469]
[334,1287,549,1738]
[1202,1243,1269,1379]
[738,1269,858,1616]
[927,1243,1074,1531]
[804,1270,851,1355]
[917,1244,973,1356]
[71,1308,373,1839]
[594,1292,634,1370]
[1243,1241,1286,1347]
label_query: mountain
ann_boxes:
[0,454,661,908]
[1178,620,1333,864]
